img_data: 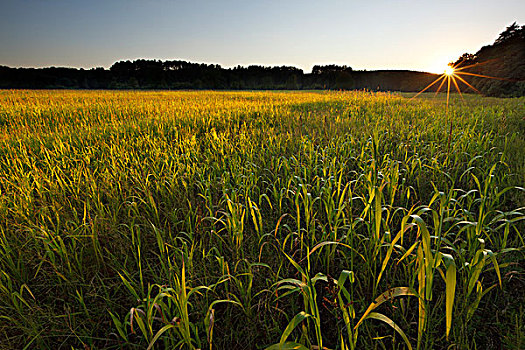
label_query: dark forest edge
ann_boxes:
[0,62,444,93]
[1,22,524,97]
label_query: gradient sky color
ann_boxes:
[1,0,524,73]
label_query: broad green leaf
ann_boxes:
[376,216,415,286]
[147,324,176,350]
[265,342,309,350]
[355,287,416,329]
[108,311,128,342]
[411,214,433,301]
[367,312,413,350]
[485,250,502,289]
[337,270,355,286]
[278,311,311,346]
[442,253,456,340]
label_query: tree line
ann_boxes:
[0,60,440,92]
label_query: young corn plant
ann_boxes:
[269,242,417,350]
[113,254,240,349]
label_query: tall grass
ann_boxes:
[0,90,523,349]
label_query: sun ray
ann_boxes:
[453,58,500,72]
[456,71,510,81]
[410,75,446,100]
[446,76,451,110]
[451,75,465,102]
[433,76,447,97]
[454,74,482,94]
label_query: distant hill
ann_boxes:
[452,22,525,97]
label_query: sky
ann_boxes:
[1,0,524,73]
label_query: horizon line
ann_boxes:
[0,59,443,75]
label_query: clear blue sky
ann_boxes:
[1,0,524,73]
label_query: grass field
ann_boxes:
[0,90,523,349]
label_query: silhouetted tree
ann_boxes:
[452,53,477,68]
[494,22,525,44]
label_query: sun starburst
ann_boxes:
[410,57,508,157]
[411,58,506,110]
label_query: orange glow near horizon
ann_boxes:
[411,57,505,107]
[444,66,455,76]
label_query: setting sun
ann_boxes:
[444,66,455,76]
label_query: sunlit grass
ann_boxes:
[0,90,523,349]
